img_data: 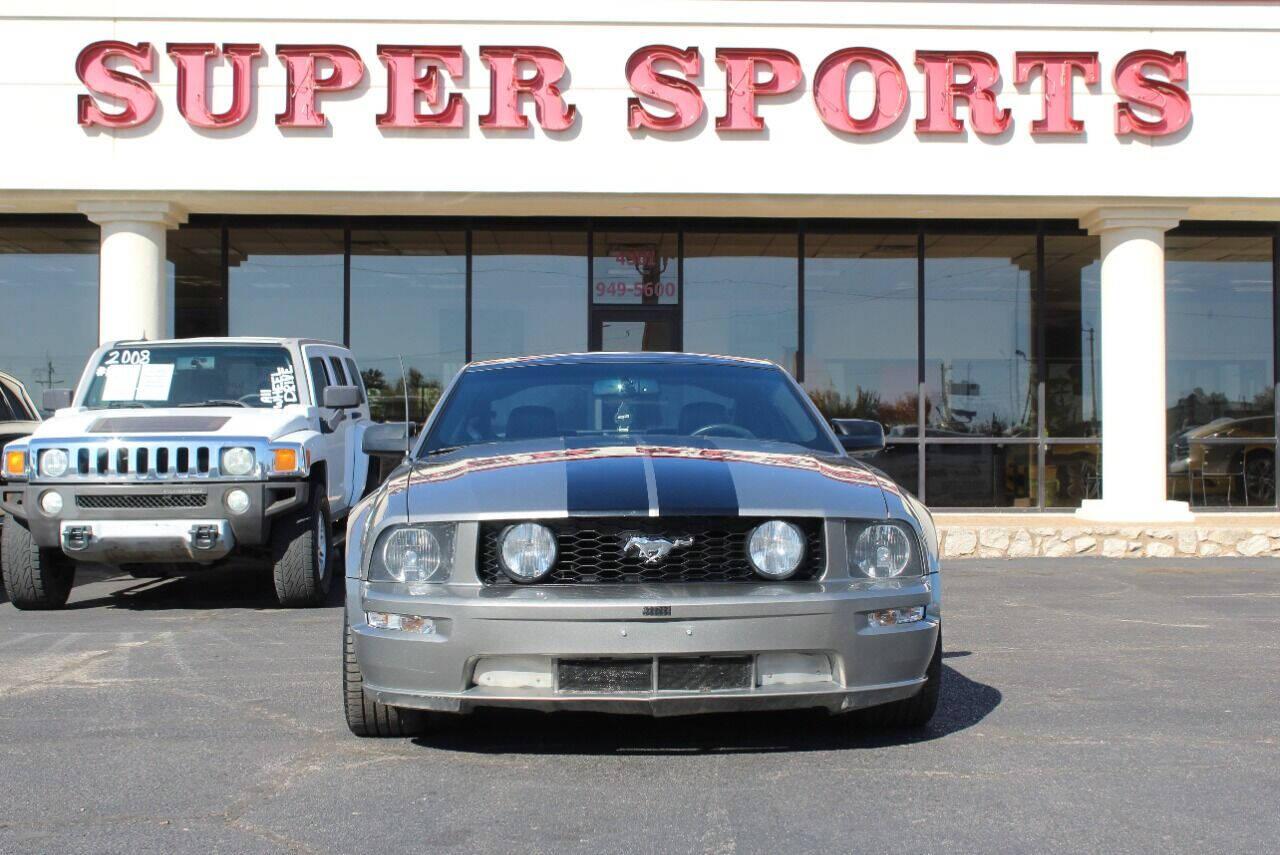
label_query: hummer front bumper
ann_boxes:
[0,480,309,560]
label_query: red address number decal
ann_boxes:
[595,280,677,299]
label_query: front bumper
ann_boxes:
[0,480,309,558]
[349,575,940,716]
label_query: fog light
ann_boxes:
[366,611,436,634]
[868,606,926,627]
[225,489,251,515]
[39,490,63,515]
[472,656,554,689]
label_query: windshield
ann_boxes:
[82,345,301,410]
[422,361,838,455]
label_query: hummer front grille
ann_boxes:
[26,438,269,483]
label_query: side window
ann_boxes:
[329,356,348,386]
[344,358,366,403]
[0,384,18,421]
[308,355,331,405]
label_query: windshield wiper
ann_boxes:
[178,399,250,408]
[425,445,463,457]
[88,401,154,410]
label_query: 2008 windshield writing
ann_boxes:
[82,345,300,410]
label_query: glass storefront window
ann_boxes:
[1044,235,1102,437]
[471,230,588,362]
[228,227,344,342]
[349,229,467,423]
[1045,443,1102,507]
[591,232,677,305]
[925,443,1037,508]
[804,232,918,436]
[924,234,1037,438]
[684,232,799,372]
[169,226,225,339]
[0,221,100,401]
[1166,234,1276,507]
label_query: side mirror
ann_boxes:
[323,385,361,409]
[42,388,73,412]
[832,418,886,455]
[362,422,412,457]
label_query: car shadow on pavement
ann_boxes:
[59,562,346,611]
[414,660,1000,755]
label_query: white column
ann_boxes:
[77,201,187,344]
[1077,207,1193,523]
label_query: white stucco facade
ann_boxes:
[1,1,1279,525]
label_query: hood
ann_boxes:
[29,406,312,442]
[395,443,895,521]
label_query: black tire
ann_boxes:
[270,486,333,608]
[1,515,76,610]
[343,616,431,738]
[855,633,942,730]
[1240,451,1276,506]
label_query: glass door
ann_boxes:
[590,309,679,352]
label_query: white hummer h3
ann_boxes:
[1,337,396,609]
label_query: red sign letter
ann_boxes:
[275,44,365,129]
[376,45,465,129]
[168,43,263,129]
[1014,52,1099,135]
[1114,50,1191,137]
[715,49,802,131]
[478,46,576,131]
[76,41,157,129]
[626,45,703,132]
[812,48,907,135]
[914,51,1011,136]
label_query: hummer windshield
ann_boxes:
[423,360,840,456]
[82,344,301,410]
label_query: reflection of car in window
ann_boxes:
[1169,415,1276,506]
[344,352,942,738]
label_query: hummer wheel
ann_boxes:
[1,515,76,610]
[343,616,434,738]
[270,487,333,608]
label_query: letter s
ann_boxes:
[76,41,158,129]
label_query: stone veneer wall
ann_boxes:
[936,515,1280,559]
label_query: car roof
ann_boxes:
[106,337,344,349]
[465,352,779,371]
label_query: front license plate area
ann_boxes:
[658,656,752,692]
[558,658,652,693]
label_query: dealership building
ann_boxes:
[2,1,1278,555]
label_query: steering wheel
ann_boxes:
[691,423,755,439]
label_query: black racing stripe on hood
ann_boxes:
[566,455,650,515]
[652,457,739,517]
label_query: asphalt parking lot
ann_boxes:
[1,559,1277,854]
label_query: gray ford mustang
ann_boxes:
[343,353,941,737]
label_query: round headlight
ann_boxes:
[499,523,557,583]
[747,520,806,580]
[221,447,255,477]
[853,524,913,578]
[39,490,63,515]
[382,527,443,583]
[225,488,251,515]
[40,449,69,478]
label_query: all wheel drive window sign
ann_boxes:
[75,42,1191,139]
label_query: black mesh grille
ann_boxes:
[479,517,824,585]
[76,493,207,510]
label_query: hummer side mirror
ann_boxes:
[832,418,886,455]
[42,388,73,412]
[323,385,361,409]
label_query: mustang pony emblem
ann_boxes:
[623,535,694,564]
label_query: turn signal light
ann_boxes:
[5,450,26,477]
[272,448,298,473]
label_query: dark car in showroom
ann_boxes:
[342,353,942,737]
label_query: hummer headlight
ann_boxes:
[220,447,255,477]
[368,524,455,584]
[40,448,70,478]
